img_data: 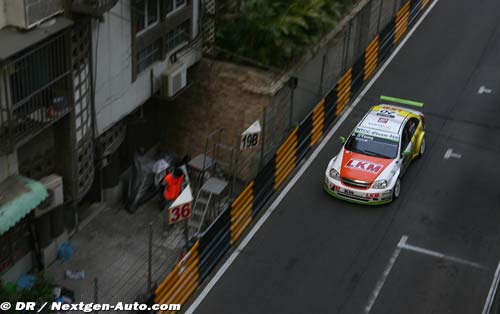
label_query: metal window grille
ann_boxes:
[0,31,72,153]
[166,20,191,53]
[137,40,162,74]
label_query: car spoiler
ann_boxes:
[380,95,424,108]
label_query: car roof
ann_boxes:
[357,104,415,135]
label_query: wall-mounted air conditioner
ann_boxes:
[4,0,64,30]
[161,63,187,98]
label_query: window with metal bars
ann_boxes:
[137,40,162,74]
[133,0,160,35]
[166,20,191,53]
[0,31,72,151]
[166,0,187,16]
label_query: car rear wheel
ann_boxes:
[419,137,426,156]
[393,178,401,199]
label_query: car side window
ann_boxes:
[407,118,419,138]
[400,123,411,156]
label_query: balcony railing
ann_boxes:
[72,0,119,16]
[0,32,72,153]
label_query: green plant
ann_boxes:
[215,0,352,68]
[0,272,54,304]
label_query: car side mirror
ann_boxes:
[402,150,411,158]
[339,136,346,144]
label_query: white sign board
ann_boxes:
[167,185,193,225]
[240,120,262,150]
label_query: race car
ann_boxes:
[324,104,425,205]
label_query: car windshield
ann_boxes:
[345,132,399,159]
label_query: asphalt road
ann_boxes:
[188,0,500,313]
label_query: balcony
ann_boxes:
[72,0,119,16]
[0,31,73,154]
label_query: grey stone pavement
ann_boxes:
[47,199,187,306]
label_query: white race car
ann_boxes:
[324,104,425,205]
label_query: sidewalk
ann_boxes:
[47,199,186,305]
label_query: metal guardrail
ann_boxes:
[153,0,430,311]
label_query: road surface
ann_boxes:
[187,0,500,313]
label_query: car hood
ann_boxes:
[339,150,394,183]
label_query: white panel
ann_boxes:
[0,0,6,29]
[4,0,26,28]
[0,151,19,182]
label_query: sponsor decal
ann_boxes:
[378,117,388,123]
[366,193,380,198]
[328,182,340,191]
[345,159,384,174]
[355,127,400,142]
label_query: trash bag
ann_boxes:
[16,275,35,290]
[126,153,157,212]
[57,242,73,262]
[153,153,177,187]
[126,152,190,213]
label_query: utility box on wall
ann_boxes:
[4,0,64,29]
[35,174,67,268]
[161,63,187,98]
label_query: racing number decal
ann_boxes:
[379,109,395,115]
[168,202,192,224]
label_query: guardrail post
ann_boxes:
[319,54,327,97]
[148,222,153,292]
[376,0,384,32]
[288,77,298,129]
[93,277,99,314]
[259,107,267,170]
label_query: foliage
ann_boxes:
[215,0,353,68]
[0,272,54,305]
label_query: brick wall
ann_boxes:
[159,58,282,179]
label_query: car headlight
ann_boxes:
[329,168,340,180]
[372,179,388,189]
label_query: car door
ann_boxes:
[407,117,420,157]
[400,121,413,172]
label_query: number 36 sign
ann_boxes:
[168,185,193,224]
[240,120,262,150]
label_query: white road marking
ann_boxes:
[398,242,485,269]
[444,148,462,159]
[184,1,441,312]
[482,260,500,314]
[478,86,493,94]
[364,235,408,314]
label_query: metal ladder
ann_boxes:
[188,189,213,238]
[187,177,228,239]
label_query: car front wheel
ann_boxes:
[393,178,401,199]
[419,137,426,156]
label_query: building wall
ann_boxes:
[0,0,5,29]
[93,0,202,136]
[0,151,18,182]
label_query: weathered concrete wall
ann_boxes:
[0,0,5,29]
[290,0,402,124]
[159,58,282,179]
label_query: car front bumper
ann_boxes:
[324,175,394,205]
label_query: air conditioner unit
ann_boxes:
[161,63,187,98]
[35,174,64,217]
[4,0,64,30]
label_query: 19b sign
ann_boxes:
[240,132,260,150]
